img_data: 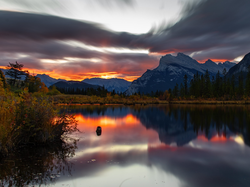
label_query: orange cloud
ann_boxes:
[0,65,137,81]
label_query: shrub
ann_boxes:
[47,85,61,96]
[0,90,78,156]
[11,92,77,146]
[0,84,16,154]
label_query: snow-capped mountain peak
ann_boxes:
[126,53,236,95]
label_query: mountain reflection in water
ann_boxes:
[1,105,250,187]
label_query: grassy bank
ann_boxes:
[170,99,250,104]
[50,94,250,105]
[52,94,169,105]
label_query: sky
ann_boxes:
[0,0,250,81]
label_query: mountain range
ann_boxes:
[226,52,250,80]
[29,74,131,93]
[36,74,65,87]
[132,106,235,146]
[125,53,236,95]
[3,52,250,95]
[52,81,101,90]
[82,78,131,93]
[0,69,131,93]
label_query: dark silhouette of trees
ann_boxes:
[5,62,28,86]
[246,66,250,97]
[180,83,185,98]
[184,74,188,96]
[173,83,179,97]
[204,70,211,98]
[173,67,250,100]
[230,75,235,97]
[238,71,244,97]
[55,85,109,97]
[25,74,48,93]
[214,71,222,97]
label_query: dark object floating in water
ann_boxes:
[96,126,102,136]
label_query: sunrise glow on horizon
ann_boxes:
[0,0,249,81]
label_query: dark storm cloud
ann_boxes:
[0,39,102,60]
[0,37,157,64]
[49,52,158,77]
[0,54,45,70]
[0,37,158,76]
[141,0,250,60]
[1,0,249,66]
[0,10,140,49]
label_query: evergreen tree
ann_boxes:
[222,68,227,96]
[184,74,188,96]
[189,78,194,97]
[214,71,222,97]
[200,74,205,97]
[204,70,211,98]
[211,75,215,97]
[246,65,250,96]
[180,83,185,98]
[238,71,244,97]
[6,61,27,86]
[225,77,231,98]
[111,89,116,96]
[173,83,179,98]
[230,75,235,97]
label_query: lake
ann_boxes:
[1,104,250,187]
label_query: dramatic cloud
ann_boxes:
[0,37,158,80]
[0,11,141,49]
[141,0,250,61]
[0,0,250,80]
[4,0,135,11]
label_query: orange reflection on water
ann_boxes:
[197,134,231,143]
[197,135,209,142]
[75,114,140,129]
[210,135,228,142]
[148,143,178,152]
[74,113,161,147]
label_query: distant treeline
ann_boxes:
[131,68,250,100]
[55,86,124,97]
[56,68,250,100]
[156,69,250,100]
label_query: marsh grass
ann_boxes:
[0,89,78,157]
[52,94,168,105]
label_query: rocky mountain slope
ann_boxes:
[226,52,250,80]
[126,53,236,95]
[36,74,65,87]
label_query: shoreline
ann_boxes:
[54,99,250,105]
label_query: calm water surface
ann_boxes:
[1,105,250,187]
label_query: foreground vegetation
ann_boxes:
[0,65,78,157]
